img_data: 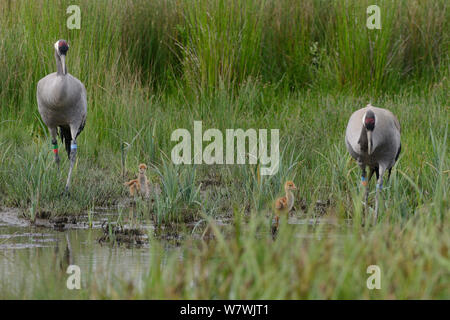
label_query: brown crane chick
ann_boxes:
[271,181,297,236]
[124,179,140,197]
[124,163,149,198]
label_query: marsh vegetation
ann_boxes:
[0,0,448,299]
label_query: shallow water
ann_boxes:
[0,208,348,297]
[0,209,180,296]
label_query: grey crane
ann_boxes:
[345,104,401,221]
[37,40,87,194]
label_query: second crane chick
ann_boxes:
[272,181,297,236]
[124,163,150,198]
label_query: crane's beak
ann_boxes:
[367,130,373,155]
[60,54,66,75]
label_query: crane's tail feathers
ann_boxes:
[76,118,86,139]
[395,143,401,162]
[59,125,72,159]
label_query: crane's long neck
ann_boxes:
[358,126,369,153]
[55,52,67,76]
[358,124,374,155]
[361,110,375,155]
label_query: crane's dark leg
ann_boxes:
[365,167,376,206]
[49,127,60,169]
[358,160,368,209]
[374,165,386,222]
[65,127,78,194]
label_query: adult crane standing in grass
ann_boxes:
[37,40,87,194]
[345,104,401,221]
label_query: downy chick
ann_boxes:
[124,163,149,198]
[271,181,297,236]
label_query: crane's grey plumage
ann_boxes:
[37,40,87,193]
[345,104,401,221]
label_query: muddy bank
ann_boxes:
[0,208,30,227]
[0,208,81,230]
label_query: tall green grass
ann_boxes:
[0,1,447,231]
[0,0,448,300]
[1,86,448,220]
[0,0,448,101]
